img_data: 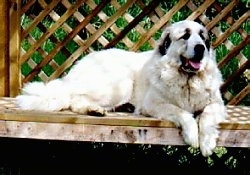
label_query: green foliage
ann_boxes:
[216,19,249,105]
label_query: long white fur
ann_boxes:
[17,49,153,113]
[16,20,227,156]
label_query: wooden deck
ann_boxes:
[0,97,249,147]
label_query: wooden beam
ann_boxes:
[0,97,249,147]
[0,0,9,96]
[9,0,21,97]
[0,120,249,148]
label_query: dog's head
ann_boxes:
[158,20,213,74]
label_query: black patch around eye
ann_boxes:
[180,28,191,40]
[159,33,171,55]
[182,33,190,40]
[199,30,206,40]
[205,39,210,50]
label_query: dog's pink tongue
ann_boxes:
[189,61,201,69]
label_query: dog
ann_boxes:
[16,20,227,156]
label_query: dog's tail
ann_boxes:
[15,79,70,111]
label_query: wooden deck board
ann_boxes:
[0,97,249,147]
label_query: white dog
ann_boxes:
[16,20,227,156]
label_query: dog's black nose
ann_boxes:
[193,44,205,61]
[194,44,205,55]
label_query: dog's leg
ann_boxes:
[142,99,199,148]
[70,94,106,116]
[198,103,226,156]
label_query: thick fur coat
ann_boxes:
[16,20,227,156]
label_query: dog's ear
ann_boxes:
[158,31,171,56]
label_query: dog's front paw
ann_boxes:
[182,120,199,148]
[199,112,220,156]
[199,134,217,157]
[182,130,199,148]
[199,124,219,156]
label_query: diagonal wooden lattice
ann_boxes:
[18,0,249,105]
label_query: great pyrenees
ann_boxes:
[16,20,227,156]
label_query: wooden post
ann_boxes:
[9,0,21,97]
[0,0,9,96]
[0,0,20,97]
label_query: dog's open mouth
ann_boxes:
[180,55,201,73]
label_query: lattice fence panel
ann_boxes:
[19,0,249,105]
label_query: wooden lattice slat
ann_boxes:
[131,0,190,51]
[24,0,110,83]
[48,0,138,81]
[21,0,86,65]
[213,11,249,48]
[104,0,161,49]
[228,85,250,105]
[206,0,238,31]
[221,60,250,92]
[218,36,250,68]
[186,0,215,20]
[107,0,156,48]
[21,0,61,39]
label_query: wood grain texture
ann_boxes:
[0,97,249,147]
[0,0,9,96]
[0,120,249,147]
[9,0,21,97]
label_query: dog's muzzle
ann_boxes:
[180,44,205,73]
